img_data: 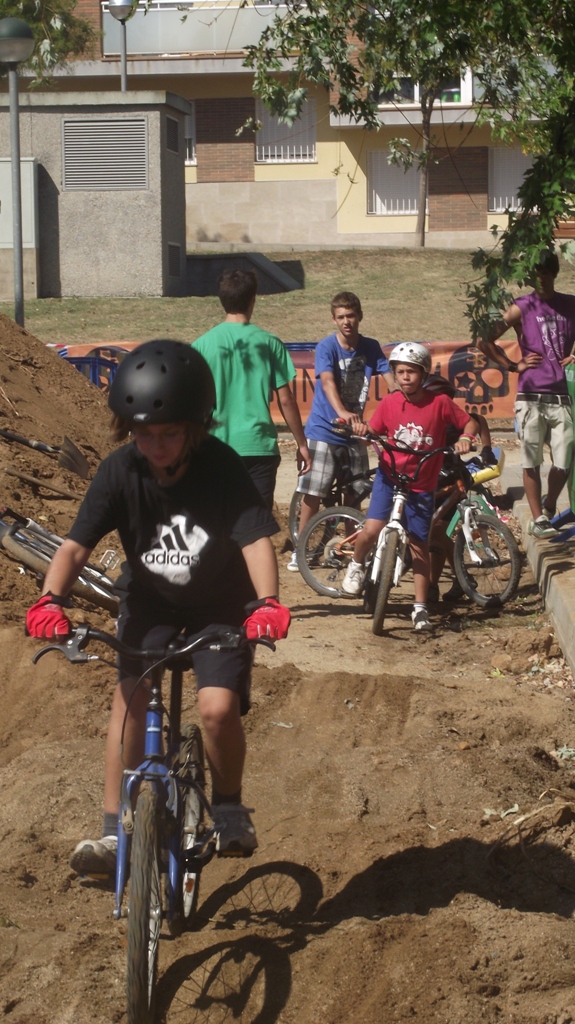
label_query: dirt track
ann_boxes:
[1,319,575,1023]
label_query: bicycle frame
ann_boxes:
[115,659,214,922]
[368,488,409,590]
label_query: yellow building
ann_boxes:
[39,0,534,250]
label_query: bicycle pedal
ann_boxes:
[217,847,254,859]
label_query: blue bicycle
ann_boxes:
[33,624,272,1024]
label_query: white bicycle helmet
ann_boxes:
[389,342,431,379]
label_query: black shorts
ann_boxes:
[116,594,253,716]
[242,455,281,511]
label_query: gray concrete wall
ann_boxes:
[185,178,494,250]
[0,92,189,298]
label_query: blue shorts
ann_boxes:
[367,470,434,543]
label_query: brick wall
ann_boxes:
[75,0,102,55]
[428,147,488,231]
[196,98,255,183]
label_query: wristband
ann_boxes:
[507,361,518,372]
[459,433,476,442]
[244,596,279,612]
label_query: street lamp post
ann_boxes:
[0,18,35,328]
[108,0,135,93]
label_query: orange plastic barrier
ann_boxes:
[56,339,522,422]
[270,339,522,423]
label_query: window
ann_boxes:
[489,148,533,212]
[376,70,473,107]
[62,118,148,191]
[185,104,196,165]
[367,151,422,215]
[166,115,179,154]
[255,98,316,163]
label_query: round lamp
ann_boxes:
[0,18,35,65]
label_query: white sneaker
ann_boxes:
[411,607,432,632]
[341,560,366,596]
[212,804,258,857]
[70,835,118,876]
[287,551,299,572]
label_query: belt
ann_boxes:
[516,392,571,406]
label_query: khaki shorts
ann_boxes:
[514,398,574,470]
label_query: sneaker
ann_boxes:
[341,560,366,596]
[70,835,117,876]
[287,551,299,572]
[411,607,432,631]
[427,583,440,603]
[528,515,560,539]
[443,579,465,601]
[212,804,258,858]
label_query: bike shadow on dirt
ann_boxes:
[155,820,575,1021]
[155,860,323,1023]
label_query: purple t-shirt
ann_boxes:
[516,290,575,395]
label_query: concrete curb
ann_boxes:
[514,498,575,676]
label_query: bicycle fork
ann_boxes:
[369,493,408,588]
[454,500,498,566]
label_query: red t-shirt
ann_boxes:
[369,390,470,492]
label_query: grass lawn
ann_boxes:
[6,248,575,349]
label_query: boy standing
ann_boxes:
[193,269,311,510]
[341,343,479,631]
[289,291,394,568]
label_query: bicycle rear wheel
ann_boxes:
[126,785,162,1024]
[372,530,398,636]
[453,513,521,607]
[297,506,365,598]
[169,724,205,935]
[0,523,118,614]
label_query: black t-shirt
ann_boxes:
[68,437,279,627]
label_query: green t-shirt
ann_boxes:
[193,321,296,456]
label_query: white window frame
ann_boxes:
[376,69,473,107]
[367,151,424,216]
[488,147,533,212]
[255,98,316,163]
[185,104,196,166]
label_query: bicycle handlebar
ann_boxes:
[32,624,275,666]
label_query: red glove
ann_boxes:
[26,593,71,639]
[243,597,291,640]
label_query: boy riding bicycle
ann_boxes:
[25,340,291,876]
[341,342,479,631]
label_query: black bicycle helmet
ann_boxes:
[108,339,216,425]
[424,373,456,399]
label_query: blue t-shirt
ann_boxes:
[305,333,390,445]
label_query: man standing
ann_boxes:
[193,269,311,510]
[478,250,575,538]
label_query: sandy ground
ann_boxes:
[1,320,575,1023]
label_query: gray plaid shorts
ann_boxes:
[296,438,370,499]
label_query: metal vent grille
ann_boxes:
[166,116,179,153]
[167,242,181,278]
[62,119,148,191]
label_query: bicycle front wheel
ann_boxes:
[372,530,399,636]
[126,785,162,1024]
[453,513,521,607]
[297,506,365,598]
